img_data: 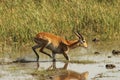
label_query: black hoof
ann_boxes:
[53,59,56,62]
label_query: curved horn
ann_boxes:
[73,30,80,37]
[77,31,84,40]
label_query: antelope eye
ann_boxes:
[83,40,85,43]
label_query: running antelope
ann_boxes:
[32,31,87,61]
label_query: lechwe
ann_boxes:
[32,31,87,61]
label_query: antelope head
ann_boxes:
[74,31,88,48]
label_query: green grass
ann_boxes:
[0,0,120,45]
[60,60,96,64]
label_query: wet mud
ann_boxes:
[0,41,120,80]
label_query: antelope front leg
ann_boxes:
[63,53,70,61]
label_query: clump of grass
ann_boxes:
[70,60,96,64]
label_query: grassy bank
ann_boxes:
[0,0,120,45]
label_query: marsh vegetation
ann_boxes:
[0,0,120,80]
[0,0,120,45]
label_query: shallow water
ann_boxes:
[0,41,120,80]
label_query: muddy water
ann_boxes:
[0,41,120,80]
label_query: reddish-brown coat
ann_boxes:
[32,32,87,61]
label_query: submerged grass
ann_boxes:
[69,60,96,64]
[0,0,120,45]
[61,60,96,64]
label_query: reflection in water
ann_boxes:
[36,61,89,80]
